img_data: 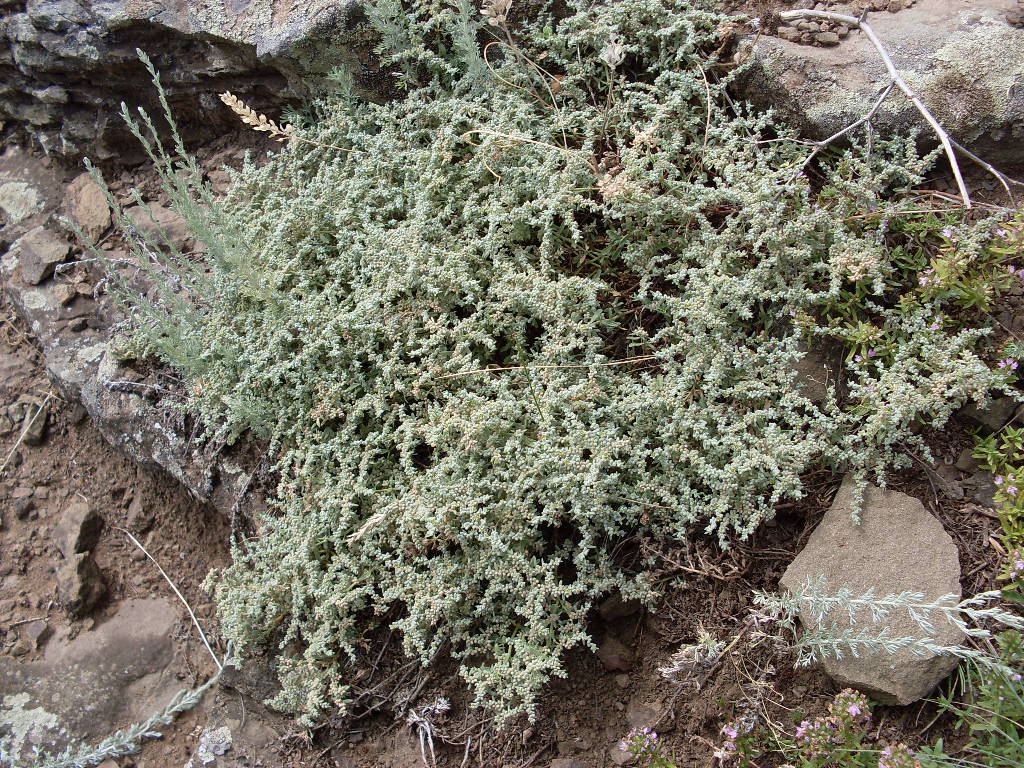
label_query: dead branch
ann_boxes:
[788,81,894,184]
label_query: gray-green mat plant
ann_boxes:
[84,0,1013,725]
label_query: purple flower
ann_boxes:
[995,475,1005,485]
[1008,265,1017,274]
[723,725,738,740]
[621,727,659,759]
[867,348,877,358]
[942,226,955,239]
[847,701,863,717]
[996,228,1010,238]
[1008,485,1019,496]
[854,355,863,363]
[918,268,941,288]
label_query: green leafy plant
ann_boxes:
[973,421,1024,597]
[932,631,1024,768]
[809,207,1021,368]
[617,727,676,767]
[718,689,912,768]
[87,0,1017,726]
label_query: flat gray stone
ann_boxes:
[0,599,178,762]
[780,475,963,705]
[961,395,1020,431]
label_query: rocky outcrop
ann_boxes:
[0,146,252,515]
[738,0,1024,166]
[780,476,964,705]
[0,0,387,161]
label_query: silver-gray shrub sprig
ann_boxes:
[87,0,1010,725]
[753,579,1024,672]
[28,673,219,768]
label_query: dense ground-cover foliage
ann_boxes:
[96,0,1014,725]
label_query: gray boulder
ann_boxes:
[780,475,964,705]
[738,0,1024,166]
[57,552,106,617]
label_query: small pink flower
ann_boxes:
[995,475,1005,485]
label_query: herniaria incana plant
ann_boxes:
[89,0,1013,726]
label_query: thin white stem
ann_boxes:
[948,137,1023,204]
[120,526,223,671]
[817,80,896,148]
[778,9,973,207]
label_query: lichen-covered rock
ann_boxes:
[0,599,177,762]
[0,0,386,161]
[0,180,45,225]
[738,0,1024,166]
[780,476,964,705]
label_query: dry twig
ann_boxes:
[0,393,52,473]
